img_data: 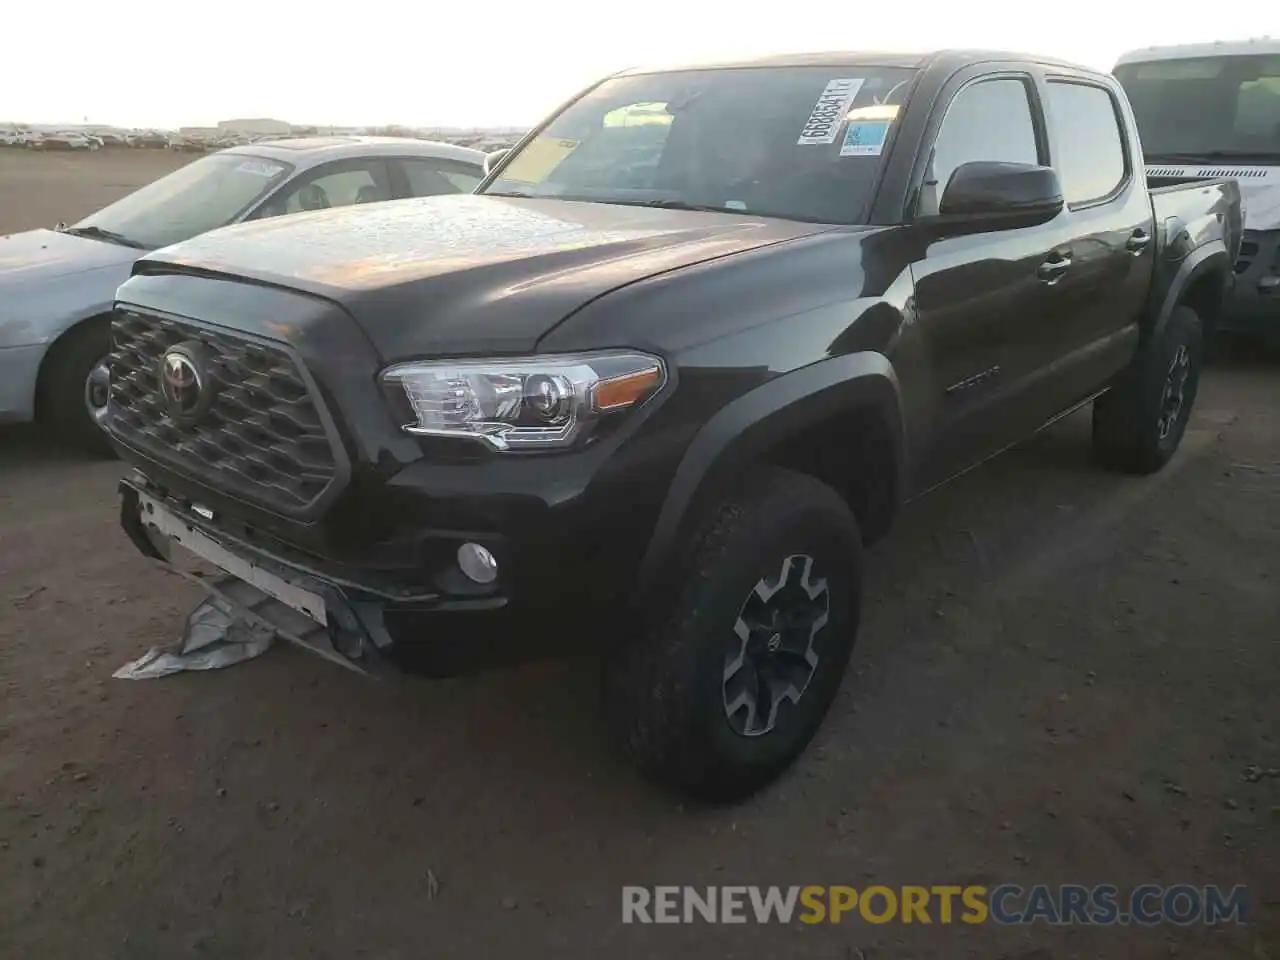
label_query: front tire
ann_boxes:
[40,319,116,458]
[603,467,863,803]
[1092,304,1204,475]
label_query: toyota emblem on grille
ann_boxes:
[159,342,217,422]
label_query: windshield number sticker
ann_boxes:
[797,78,865,145]
[839,120,891,157]
[237,159,285,177]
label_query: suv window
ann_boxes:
[1047,81,1127,205]
[925,77,1040,214]
[400,157,483,197]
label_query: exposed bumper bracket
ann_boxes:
[119,480,399,678]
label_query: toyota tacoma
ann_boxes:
[104,50,1242,801]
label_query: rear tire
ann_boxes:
[39,319,115,458]
[603,466,863,803]
[1092,305,1203,475]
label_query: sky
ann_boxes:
[3,1,1274,129]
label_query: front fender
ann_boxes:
[635,351,904,598]
[0,265,125,419]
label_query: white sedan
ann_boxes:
[0,136,487,452]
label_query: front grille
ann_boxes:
[107,310,342,516]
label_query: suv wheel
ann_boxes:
[604,467,862,802]
[1092,304,1204,475]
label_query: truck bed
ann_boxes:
[1149,176,1244,267]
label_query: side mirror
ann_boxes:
[936,161,1064,227]
[483,148,511,177]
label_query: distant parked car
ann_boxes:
[0,136,486,453]
[166,136,208,153]
[28,133,99,151]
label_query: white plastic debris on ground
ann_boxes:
[113,565,370,679]
[113,593,276,680]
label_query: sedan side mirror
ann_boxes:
[937,161,1064,227]
[483,148,510,177]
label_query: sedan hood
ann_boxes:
[0,228,141,283]
[136,195,831,356]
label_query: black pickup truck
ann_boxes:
[105,50,1242,801]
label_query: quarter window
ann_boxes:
[1046,81,1127,205]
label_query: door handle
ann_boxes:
[1036,254,1072,284]
[1126,230,1151,254]
[1260,276,1280,297]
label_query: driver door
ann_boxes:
[908,71,1071,491]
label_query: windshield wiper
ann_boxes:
[612,198,833,224]
[59,225,148,249]
[604,198,742,214]
[640,199,741,213]
[483,192,732,213]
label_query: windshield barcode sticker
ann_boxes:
[237,159,285,177]
[839,120,891,157]
[797,78,865,145]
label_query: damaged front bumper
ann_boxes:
[118,477,503,677]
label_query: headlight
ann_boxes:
[380,351,666,451]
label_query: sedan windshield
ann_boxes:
[1114,54,1280,161]
[481,65,917,224]
[74,153,292,249]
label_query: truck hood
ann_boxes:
[136,194,831,356]
[0,228,140,283]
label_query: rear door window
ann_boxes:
[1046,81,1129,206]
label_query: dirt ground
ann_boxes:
[0,147,194,233]
[1,151,1277,960]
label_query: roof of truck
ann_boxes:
[1115,37,1280,65]
[621,49,1098,76]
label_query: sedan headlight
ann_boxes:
[381,351,666,451]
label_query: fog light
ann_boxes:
[457,542,498,585]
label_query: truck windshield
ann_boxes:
[1114,54,1280,161]
[481,65,917,224]
[73,153,293,249]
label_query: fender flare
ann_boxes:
[634,351,905,598]
[1152,240,1230,343]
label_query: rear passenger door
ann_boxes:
[909,71,1068,489]
[1028,74,1154,416]
[392,157,485,198]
